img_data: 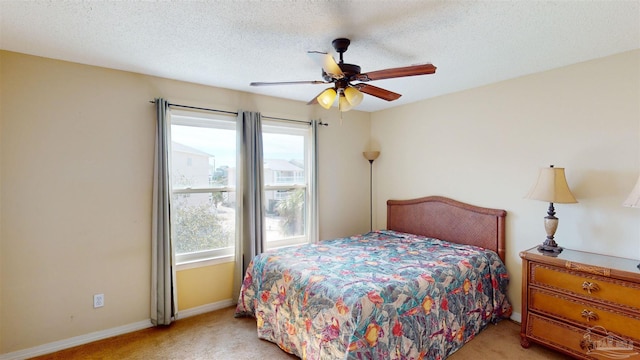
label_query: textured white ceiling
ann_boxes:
[1,1,639,112]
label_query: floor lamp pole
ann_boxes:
[363,151,380,233]
[368,159,374,232]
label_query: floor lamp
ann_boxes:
[363,151,380,232]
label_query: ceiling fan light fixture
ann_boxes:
[339,93,355,112]
[344,86,364,108]
[317,88,337,109]
[252,39,437,110]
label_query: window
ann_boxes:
[169,111,314,265]
[170,112,236,265]
[262,120,312,250]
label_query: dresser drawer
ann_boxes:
[526,313,640,360]
[530,287,640,342]
[530,263,640,312]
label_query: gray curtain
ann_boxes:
[233,111,266,300]
[310,120,320,243]
[151,98,177,325]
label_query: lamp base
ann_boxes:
[537,243,563,256]
[537,232,563,256]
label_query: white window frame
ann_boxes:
[170,110,237,266]
[262,120,312,250]
[168,112,316,266]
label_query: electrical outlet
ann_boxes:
[93,294,104,308]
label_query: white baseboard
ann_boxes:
[510,311,522,323]
[0,319,153,360]
[6,299,511,359]
[176,298,235,319]
[0,299,235,360]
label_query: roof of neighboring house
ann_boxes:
[172,142,212,157]
[264,159,303,172]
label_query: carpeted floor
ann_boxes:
[30,306,571,359]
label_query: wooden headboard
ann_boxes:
[387,196,507,261]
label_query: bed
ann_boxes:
[235,196,512,359]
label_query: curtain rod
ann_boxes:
[149,100,328,126]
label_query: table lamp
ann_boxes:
[525,165,578,254]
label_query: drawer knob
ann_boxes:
[581,281,600,294]
[581,309,599,322]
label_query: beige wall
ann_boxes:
[176,263,234,310]
[0,48,4,359]
[2,48,638,356]
[0,51,372,355]
[371,49,640,317]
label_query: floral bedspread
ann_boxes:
[235,230,512,360]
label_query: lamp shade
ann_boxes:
[317,88,337,109]
[623,174,640,208]
[339,94,355,112]
[337,87,364,112]
[363,151,380,161]
[525,166,578,204]
[344,86,364,107]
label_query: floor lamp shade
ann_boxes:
[363,151,380,162]
[525,165,578,254]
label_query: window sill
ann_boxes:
[176,254,234,271]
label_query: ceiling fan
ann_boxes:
[250,38,437,112]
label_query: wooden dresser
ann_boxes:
[520,247,640,359]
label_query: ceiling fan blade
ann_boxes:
[306,90,323,105]
[250,80,328,86]
[353,83,402,101]
[354,64,436,82]
[307,51,344,79]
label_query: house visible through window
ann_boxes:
[170,112,236,265]
[262,120,311,250]
[169,111,313,265]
